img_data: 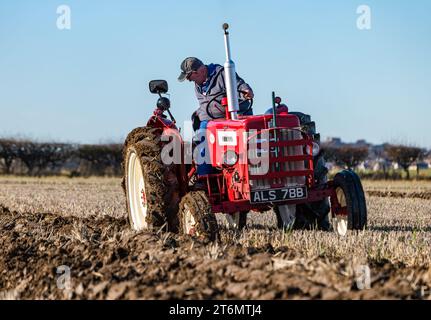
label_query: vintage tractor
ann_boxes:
[122,24,367,240]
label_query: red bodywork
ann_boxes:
[147,109,178,130]
[147,105,344,216]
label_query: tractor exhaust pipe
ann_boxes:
[223,23,239,120]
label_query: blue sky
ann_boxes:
[0,0,430,147]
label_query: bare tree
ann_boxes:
[385,144,422,179]
[38,143,74,174]
[0,139,19,174]
[15,140,40,175]
[372,144,390,178]
[1,138,123,176]
[78,144,122,176]
[415,149,427,177]
[14,141,70,176]
[322,145,369,170]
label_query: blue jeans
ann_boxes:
[196,121,216,176]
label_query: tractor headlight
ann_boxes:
[312,142,320,156]
[223,150,238,166]
[307,142,320,157]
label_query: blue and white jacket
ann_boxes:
[194,64,253,121]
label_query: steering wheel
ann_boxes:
[205,90,254,119]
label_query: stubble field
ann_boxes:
[0,177,430,300]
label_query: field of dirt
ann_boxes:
[1,177,430,300]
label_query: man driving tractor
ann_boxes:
[178,57,254,176]
[178,57,254,122]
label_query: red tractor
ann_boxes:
[122,24,367,240]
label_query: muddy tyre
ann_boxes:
[331,170,367,235]
[122,127,180,232]
[179,191,219,242]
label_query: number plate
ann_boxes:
[250,186,308,204]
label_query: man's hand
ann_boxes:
[242,89,254,100]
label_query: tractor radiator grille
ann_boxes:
[248,128,312,190]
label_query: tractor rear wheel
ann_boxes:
[122,127,180,232]
[331,170,367,236]
[179,191,219,242]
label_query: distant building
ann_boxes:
[324,137,343,148]
[321,138,431,171]
[324,137,372,149]
[409,162,429,171]
[355,139,370,148]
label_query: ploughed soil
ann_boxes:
[1,204,430,300]
[366,190,431,200]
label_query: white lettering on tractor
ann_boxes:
[217,130,237,146]
[253,192,260,202]
[296,187,304,198]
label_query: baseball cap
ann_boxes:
[178,57,204,82]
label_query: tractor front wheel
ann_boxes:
[179,191,219,242]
